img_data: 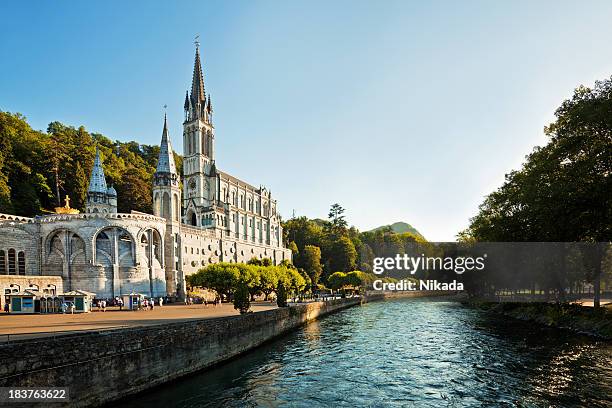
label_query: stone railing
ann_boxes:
[0,213,34,223]
[35,212,166,224]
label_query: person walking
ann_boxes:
[150,298,154,311]
[158,297,163,307]
[143,298,148,310]
[118,298,124,311]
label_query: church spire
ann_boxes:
[184,90,190,111]
[88,146,108,193]
[156,114,177,175]
[190,42,206,106]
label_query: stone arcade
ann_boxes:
[0,44,291,303]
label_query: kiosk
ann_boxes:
[121,293,145,310]
[60,290,96,313]
[7,290,39,314]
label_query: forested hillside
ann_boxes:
[0,111,182,216]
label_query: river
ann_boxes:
[117,298,612,407]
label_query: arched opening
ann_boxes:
[153,192,161,217]
[0,250,5,274]
[43,230,86,289]
[174,194,179,221]
[17,251,25,275]
[7,249,16,275]
[162,192,170,219]
[95,227,135,267]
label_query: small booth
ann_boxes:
[60,290,96,313]
[121,293,145,310]
[7,290,39,314]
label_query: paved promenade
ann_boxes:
[0,302,278,341]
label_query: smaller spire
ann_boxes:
[88,146,108,194]
[184,91,190,111]
[156,114,177,175]
[207,94,213,113]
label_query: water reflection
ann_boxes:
[117,299,612,408]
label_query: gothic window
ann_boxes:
[17,251,25,275]
[7,249,16,275]
[0,250,5,274]
[154,193,160,216]
[174,194,180,221]
[162,192,170,219]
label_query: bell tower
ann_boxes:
[152,114,184,298]
[183,40,215,223]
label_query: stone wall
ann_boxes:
[0,298,361,407]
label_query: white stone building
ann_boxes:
[0,44,291,301]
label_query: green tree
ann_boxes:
[328,272,347,291]
[276,282,288,307]
[301,245,323,289]
[328,236,357,274]
[328,203,348,232]
[233,282,251,314]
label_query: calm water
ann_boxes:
[118,299,612,407]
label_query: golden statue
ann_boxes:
[55,195,80,214]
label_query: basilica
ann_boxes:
[0,44,291,302]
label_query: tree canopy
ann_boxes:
[0,111,182,216]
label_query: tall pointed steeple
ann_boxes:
[190,44,206,106]
[156,114,177,175]
[88,146,108,193]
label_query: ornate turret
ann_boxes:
[85,147,117,214]
[88,147,107,193]
[155,114,177,176]
[152,113,183,299]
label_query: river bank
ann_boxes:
[116,296,612,408]
[464,300,612,340]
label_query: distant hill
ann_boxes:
[368,222,425,240]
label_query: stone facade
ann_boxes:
[0,44,291,299]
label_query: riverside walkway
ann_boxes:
[0,302,278,341]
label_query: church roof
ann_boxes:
[106,185,117,196]
[88,146,108,194]
[156,114,177,175]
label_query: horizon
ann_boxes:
[2,1,612,240]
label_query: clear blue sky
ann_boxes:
[1,1,611,240]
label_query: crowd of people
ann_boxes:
[87,295,224,312]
